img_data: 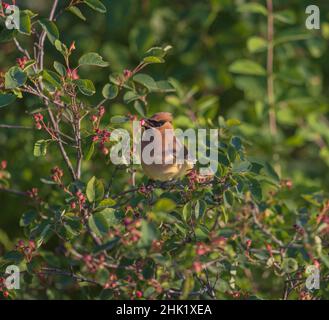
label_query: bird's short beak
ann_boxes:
[141,118,152,128]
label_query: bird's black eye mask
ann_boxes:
[145,119,166,127]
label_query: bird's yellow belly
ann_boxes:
[141,163,186,181]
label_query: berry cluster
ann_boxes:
[121,218,141,245]
[0,278,9,298]
[83,254,105,273]
[51,166,64,183]
[1,160,7,170]
[75,190,86,207]
[104,273,118,289]
[93,128,111,155]
[27,187,39,199]
[15,239,36,262]
[138,184,153,196]
[33,113,44,130]
[16,56,28,69]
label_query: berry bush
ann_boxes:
[0,1,329,300]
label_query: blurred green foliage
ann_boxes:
[1,0,329,299]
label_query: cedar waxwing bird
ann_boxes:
[141,112,194,181]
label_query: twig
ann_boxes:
[38,0,59,70]
[0,188,27,197]
[39,267,102,286]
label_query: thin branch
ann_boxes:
[39,267,102,286]
[0,188,27,197]
[0,124,33,130]
[38,0,59,70]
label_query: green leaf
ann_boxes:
[53,61,66,77]
[102,83,118,99]
[123,91,140,104]
[86,176,104,202]
[194,200,207,219]
[138,220,159,248]
[133,73,158,91]
[110,115,130,124]
[42,70,61,88]
[5,66,27,89]
[183,202,192,221]
[33,140,48,157]
[155,80,176,93]
[79,52,109,67]
[96,208,119,227]
[229,59,266,76]
[85,142,95,161]
[248,178,262,201]
[38,19,59,44]
[274,10,296,25]
[84,0,107,13]
[18,10,32,35]
[224,190,234,207]
[0,93,16,108]
[247,37,267,53]
[238,3,267,16]
[20,210,37,227]
[134,100,146,117]
[143,56,165,64]
[154,198,176,212]
[74,79,96,96]
[68,6,86,21]
[88,211,109,237]
[54,40,68,56]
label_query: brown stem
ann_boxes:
[267,0,276,136]
[38,0,59,70]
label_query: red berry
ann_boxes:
[1,160,7,170]
[136,290,143,298]
[3,291,9,298]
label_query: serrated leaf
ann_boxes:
[134,100,146,117]
[68,6,86,21]
[38,19,59,44]
[229,59,266,76]
[123,91,140,104]
[102,83,118,99]
[53,61,66,76]
[88,212,109,237]
[84,0,107,13]
[133,73,158,91]
[86,176,104,202]
[79,52,109,67]
[5,66,27,89]
[74,79,96,96]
